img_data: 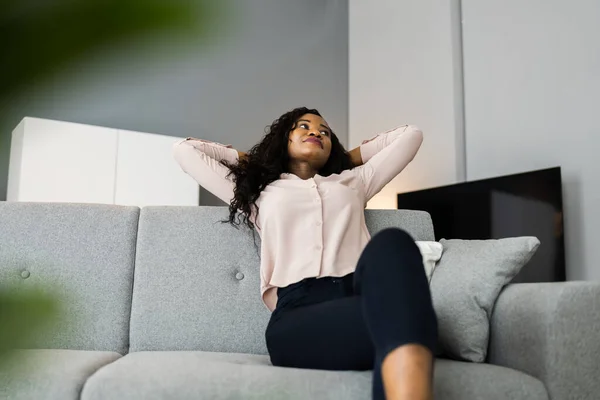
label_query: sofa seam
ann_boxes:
[78,353,123,400]
[124,207,141,355]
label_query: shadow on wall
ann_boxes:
[561,174,586,280]
[0,127,10,201]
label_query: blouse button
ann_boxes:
[235,272,245,280]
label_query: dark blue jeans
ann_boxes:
[265,228,438,400]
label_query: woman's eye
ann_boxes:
[300,123,308,129]
[321,130,330,136]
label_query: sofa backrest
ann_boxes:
[129,206,435,355]
[0,202,139,354]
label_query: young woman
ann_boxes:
[173,107,437,400]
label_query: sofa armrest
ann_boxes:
[488,282,600,400]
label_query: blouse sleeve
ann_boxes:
[172,138,239,204]
[354,125,423,201]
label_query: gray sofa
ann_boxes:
[1,202,598,400]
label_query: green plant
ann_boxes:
[1,0,221,103]
[0,0,225,377]
[0,285,59,370]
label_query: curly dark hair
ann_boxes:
[222,107,354,230]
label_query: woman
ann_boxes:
[173,107,437,400]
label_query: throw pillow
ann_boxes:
[430,237,540,362]
[416,241,443,283]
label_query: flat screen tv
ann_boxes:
[397,167,565,283]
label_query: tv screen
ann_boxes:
[397,167,565,283]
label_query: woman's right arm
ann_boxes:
[172,138,240,204]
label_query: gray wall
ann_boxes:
[462,0,600,280]
[349,0,465,210]
[0,0,348,205]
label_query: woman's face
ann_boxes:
[287,113,332,169]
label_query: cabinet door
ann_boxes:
[114,129,199,207]
[8,117,118,204]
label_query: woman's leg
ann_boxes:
[269,277,394,399]
[266,228,437,399]
[266,285,375,371]
[354,228,438,400]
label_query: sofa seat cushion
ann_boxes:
[81,351,548,400]
[0,349,121,400]
[435,358,548,400]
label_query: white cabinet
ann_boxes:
[7,117,199,207]
[113,129,200,207]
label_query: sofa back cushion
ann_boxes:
[0,202,139,354]
[129,206,434,354]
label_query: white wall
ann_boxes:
[349,0,465,208]
[462,0,600,280]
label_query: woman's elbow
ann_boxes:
[407,125,424,148]
[172,140,192,168]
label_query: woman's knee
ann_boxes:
[372,228,414,244]
[358,228,424,277]
[367,228,419,256]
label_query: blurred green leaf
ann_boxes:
[0,0,225,372]
[0,286,59,369]
[1,0,221,100]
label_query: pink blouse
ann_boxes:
[173,125,423,311]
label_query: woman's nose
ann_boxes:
[309,131,321,138]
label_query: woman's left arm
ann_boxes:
[353,125,424,201]
[348,125,416,167]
